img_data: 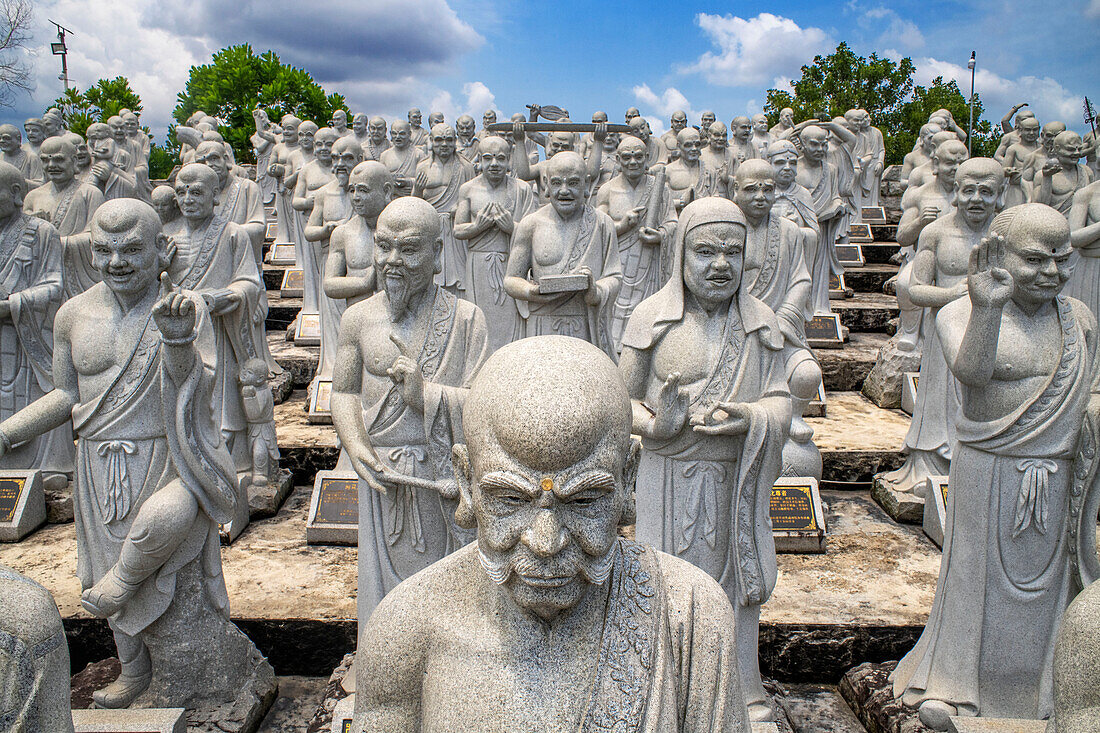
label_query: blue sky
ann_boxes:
[10,0,1099,141]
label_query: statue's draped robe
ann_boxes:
[804,161,845,314]
[623,198,790,712]
[362,138,391,162]
[357,286,487,621]
[311,182,352,385]
[23,180,105,300]
[71,305,237,638]
[1037,163,1092,215]
[852,127,886,208]
[893,297,1100,720]
[97,163,136,202]
[0,215,72,474]
[0,149,42,188]
[516,205,621,359]
[1065,194,1100,316]
[607,174,676,351]
[419,156,476,294]
[166,215,265,470]
[271,144,303,269]
[251,132,277,205]
[460,176,536,352]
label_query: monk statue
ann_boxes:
[751,114,773,158]
[876,159,1005,501]
[891,204,1100,730]
[305,137,365,388]
[993,103,1032,161]
[292,127,336,321]
[193,140,266,264]
[700,121,733,191]
[767,141,820,268]
[906,131,963,194]
[1020,122,1068,183]
[620,197,790,721]
[0,199,274,711]
[733,159,822,478]
[0,564,73,731]
[898,140,969,249]
[1000,114,1041,170]
[1033,131,1094,215]
[728,116,758,172]
[413,124,476,295]
[324,161,394,310]
[151,185,179,227]
[666,128,723,211]
[510,120,606,203]
[331,196,487,623]
[85,123,136,201]
[23,137,106,299]
[0,124,43,187]
[67,131,92,183]
[477,108,497,142]
[770,107,795,137]
[266,114,302,261]
[455,114,480,164]
[453,136,537,352]
[380,120,426,197]
[21,119,44,160]
[41,109,65,138]
[596,135,676,350]
[351,335,752,732]
[698,111,717,145]
[797,125,846,314]
[1067,168,1100,318]
[349,113,369,149]
[250,108,278,206]
[505,151,622,357]
[330,109,351,139]
[901,123,944,185]
[845,109,885,209]
[660,109,689,162]
[408,108,428,150]
[362,116,391,162]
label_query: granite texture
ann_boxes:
[841,660,927,733]
[863,335,923,409]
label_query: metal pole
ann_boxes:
[967,51,976,156]
[49,21,73,94]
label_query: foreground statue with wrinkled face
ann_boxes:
[619,197,790,722]
[0,200,272,711]
[891,204,1100,730]
[352,335,750,732]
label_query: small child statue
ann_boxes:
[239,357,279,487]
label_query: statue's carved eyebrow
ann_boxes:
[558,471,615,498]
[479,471,537,497]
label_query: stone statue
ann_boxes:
[660,109,689,162]
[797,125,846,314]
[901,123,944,185]
[0,563,73,731]
[361,116,391,162]
[619,196,790,721]
[770,107,795,137]
[505,151,622,358]
[580,110,609,159]
[292,126,336,320]
[666,128,723,211]
[502,113,539,165]
[408,108,428,150]
[251,108,278,206]
[729,116,758,172]
[589,129,622,201]
[906,131,963,193]
[1051,578,1100,730]
[193,140,266,264]
[305,137,365,388]
[151,184,180,227]
[625,105,641,122]
[324,160,394,309]
[477,108,497,142]
[876,159,1005,501]
[994,105,1036,163]
[350,113,370,149]
[455,114,480,164]
[700,121,733,189]
[1067,173,1100,318]
[85,123,136,201]
[846,109,885,209]
[41,109,65,138]
[733,159,823,478]
[120,111,152,201]
[0,124,43,188]
[596,135,676,350]
[1033,131,1094,215]
[67,131,92,183]
[330,109,351,138]
[21,119,43,161]
[23,136,106,299]
[267,114,302,261]
[1022,122,1069,183]
[767,141,820,266]
[751,113,773,158]
[238,357,279,489]
[0,199,273,711]
[107,115,144,197]
[0,161,73,487]
[413,124,476,296]
[379,120,426,197]
[330,196,487,622]
[510,121,607,202]
[698,110,717,145]
[165,164,268,508]
[891,204,1099,729]
[897,140,970,249]
[351,335,751,732]
[453,136,537,352]
[626,116,663,168]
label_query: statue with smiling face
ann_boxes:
[351,334,751,732]
[85,123,136,201]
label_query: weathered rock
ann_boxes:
[863,334,922,408]
[840,660,928,733]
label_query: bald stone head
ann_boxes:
[39,137,77,185]
[408,108,423,127]
[624,107,640,122]
[627,115,651,142]
[280,115,301,145]
[1053,130,1084,164]
[799,125,828,162]
[1041,121,1068,151]
[591,110,608,124]
[546,151,588,218]
[990,203,1073,306]
[454,335,637,621]
[391,119,412,148]
[730,116,752,142]
[85,123,116,160]
[707,121,727,150]
[430,123,456,160]
[478,135,511,181]
[456,114,475,140]
[90,198,171,296]
[616,135,648,179]
[374,197,443,318]
[932,140,969,187]
[670,110,688,133]
[151,184,180,224]
[332,136,364,183]
[677,127,703,163]
[348,160,394,222]
[953,157,1005,226]
[23,118,44,145]
[0,160,25,214]
[0,124,21,154]
[732,158,776,222]
[174,163,220,221]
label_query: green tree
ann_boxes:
[173,44,349,163]
[53,76,143,137]
[765,43,996,164]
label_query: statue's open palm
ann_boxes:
[968,234,1013,309]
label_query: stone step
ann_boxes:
[270,389,906,487]
[842,264,896,295]
[2,489,936,683]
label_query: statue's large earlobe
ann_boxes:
[452,443,477,529]
[996,177,1008,211]
[434,236,443,275]
[383,181,395,203]
[619,437,641,527]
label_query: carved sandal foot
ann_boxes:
[92,671,151,709]
[747,700,776,722]
[789,419,814,443]
[81,570,139,618]
[918,699,958,731]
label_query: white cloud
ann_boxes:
[1088,0,1100,17]
[632,84,698,120]
[681,13,835,88]
[913,56,1085,132]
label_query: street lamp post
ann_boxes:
[967,51,976,156]
[49,20,73,93]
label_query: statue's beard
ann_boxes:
[478,542,617,588]
[383,270,415,320]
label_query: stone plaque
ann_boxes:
[922,474,950,549]
[946,717,1045,733]
[266,242,297,266]
[280,268,304,298]
[0,470,44,542]
[806,313,844,348]
[330,696,355,733]
[308,379,333,424]
[861,206,887,223]
[264,221,278,242]
[848,223,873,243]
[72,706,186,732]
[805,381,827,418]
[294,313,322,346]
[770,478,826,553]
[538,273,589,294]
[828,271,850,300]
[901,372,919,415]
[306,470,359,545]
[835,243,865,266]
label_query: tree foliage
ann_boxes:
[765,43,997,163]
[53,77,143,137]
[173,44,349,163]
[0,0,33,108]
